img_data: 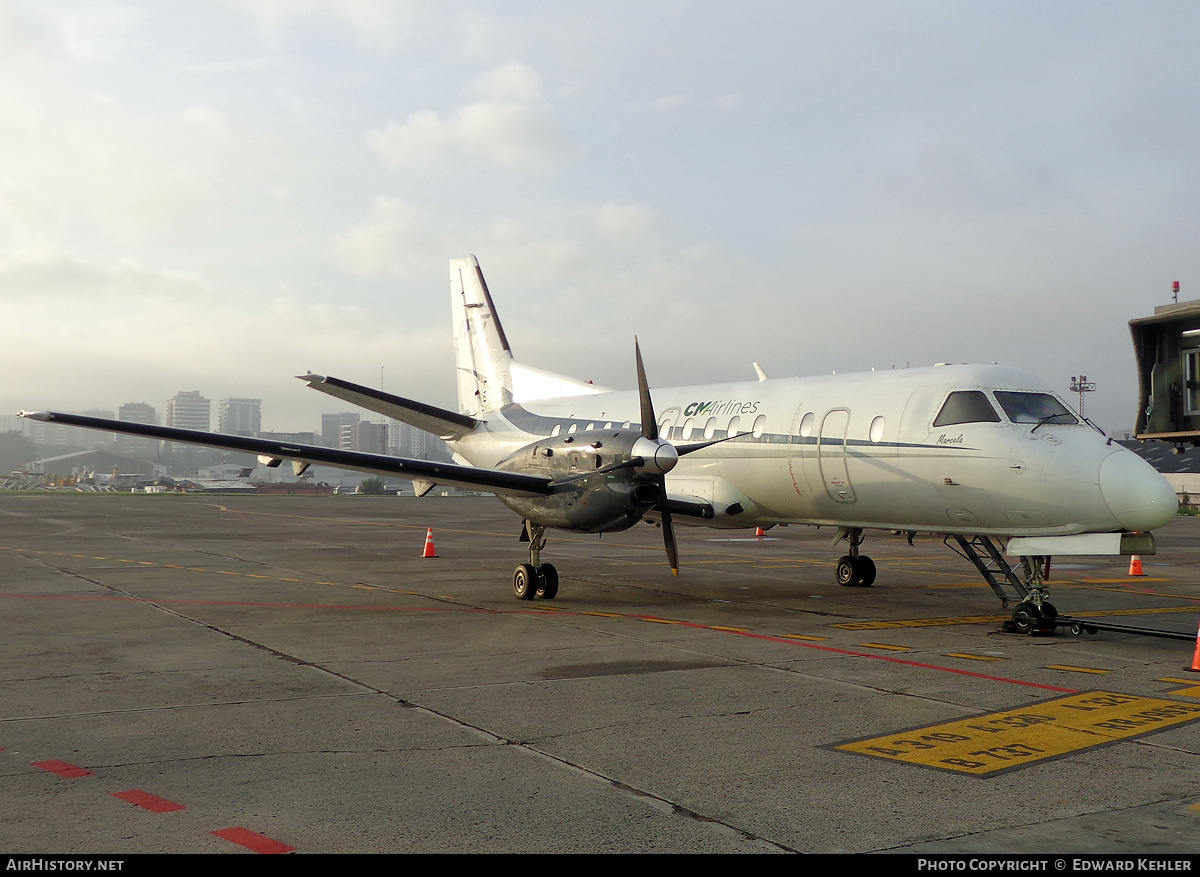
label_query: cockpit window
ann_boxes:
[994,391,1078,425]
[933,391,1001,427]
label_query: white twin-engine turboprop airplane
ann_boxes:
[22,255,1178,634]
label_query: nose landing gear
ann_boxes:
[1009,598,1058,635]
[1006,556,1057,635]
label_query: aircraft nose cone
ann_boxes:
[1098,450,1177,531]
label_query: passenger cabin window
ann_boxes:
[933,391,1001,427]
[994,391,1078,425]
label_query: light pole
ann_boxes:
[1070,375,1096,418]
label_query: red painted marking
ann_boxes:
[212,827,294,854]
[112,789,185,812]
[655,620,1079,693]
[0,596,1075,693]
[33,760,93,778]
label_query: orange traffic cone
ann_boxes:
[755,527,765,539]
[421,528,438,558]
[1189,618,1200,673]
[1128,555,1145,576]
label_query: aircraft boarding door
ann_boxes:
[818,408,856,503]
[786,405,813,497]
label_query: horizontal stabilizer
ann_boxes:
[18,411,549,498]
[510,361,612,402]
[298,373,477,440]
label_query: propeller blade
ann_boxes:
[658,481,679,575]
[636,338,678,574]
[634,337,658,440]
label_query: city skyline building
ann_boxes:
[389,420,442,460]
[8,393,456,466]
[165,391,210,432]
[340,421,386,453]
[218,398,262,436]
[322,412,359,448]
[117,402,159,458]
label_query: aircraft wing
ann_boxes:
[298,373,478,441]
[18,411,551,497]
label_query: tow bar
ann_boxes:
[1051,615,1195,641]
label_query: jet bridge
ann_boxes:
[1130,297,1200,446]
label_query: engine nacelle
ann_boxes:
[494,427,663,533]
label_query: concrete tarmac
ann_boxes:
[1,493,1198,854]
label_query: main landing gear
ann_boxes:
[834,527,876,587]
[514,520,559,601]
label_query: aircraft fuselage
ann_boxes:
[453,362,1176,539]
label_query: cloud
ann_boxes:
[224,0,422,49]
[0,1,59,59]
[590,203,654,243]
[0,76,245,251]
[57,1,145,63]
[1,250,453,427]
[334,197,665,287]
[0,183,70,252]
[332,196,448,281]
[178,105,230,140]
[367,61,573,173]
[0,252,208,305]
[467,60,543,103]
[328,193,778,393]
[648,94,688,111]
[1,2,1193,436]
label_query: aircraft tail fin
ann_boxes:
[451,255,515,416]
[450,256,613,414]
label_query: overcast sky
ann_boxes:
[3,0,1198,434]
